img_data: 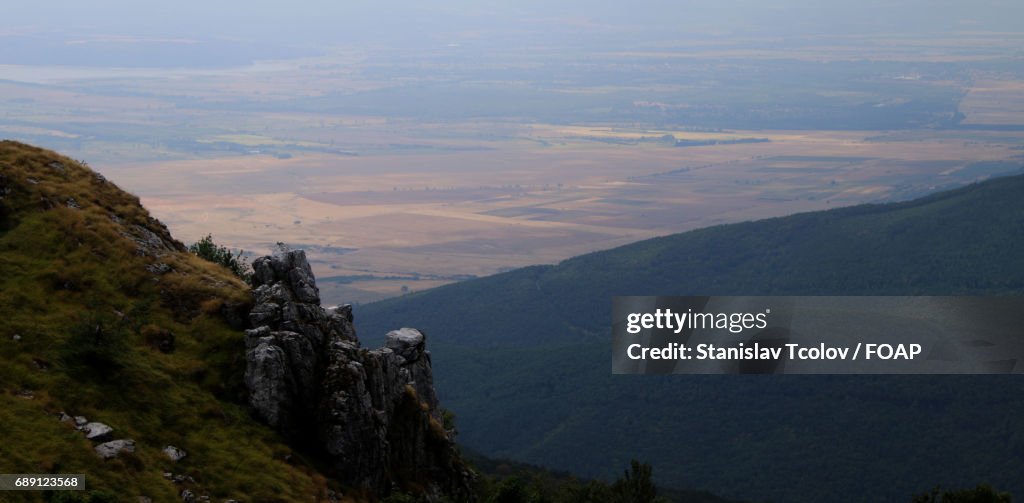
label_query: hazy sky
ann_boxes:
[6,1,1024,46]
[3,1,1023,69]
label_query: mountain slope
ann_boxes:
[0,141,341,502]
[357,171,1024,503]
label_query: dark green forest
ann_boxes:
[358,172,1024,503]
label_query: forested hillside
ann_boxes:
[358,171,1024,503]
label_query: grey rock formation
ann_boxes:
[146,262,172,275]
[95,439,135,459]
[244,248,472,500]
[383,327,438,411]
[125,223,182,257]
[81,422,113,441]
[163,445,187,462]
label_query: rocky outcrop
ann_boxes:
[82,422,113,441]
[95,439,135,459]
[244,247,473,500]
[163,445,187,462]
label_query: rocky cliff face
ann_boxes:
[244,247,473,499]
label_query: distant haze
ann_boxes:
[5,1,1024,67]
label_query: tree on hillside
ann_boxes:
[612,460,669,503]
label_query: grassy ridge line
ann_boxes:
[355,171,1024,503]
[0,141,339,502]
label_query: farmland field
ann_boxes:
[3,29,1023,304]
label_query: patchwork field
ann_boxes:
[95,124,1024,304]
[959,79,1024,125]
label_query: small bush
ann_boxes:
[59,311,129,381]
[441,408,457,431]
[188,234,252,283]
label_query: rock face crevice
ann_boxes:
[244,248,472,499]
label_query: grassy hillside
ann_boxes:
[357,171,1024,503]
[0,141,339,502]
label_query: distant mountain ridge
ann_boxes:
[357,170,1024,503]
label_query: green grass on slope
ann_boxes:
[0,142,335,502]
[356,172,1024,503]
